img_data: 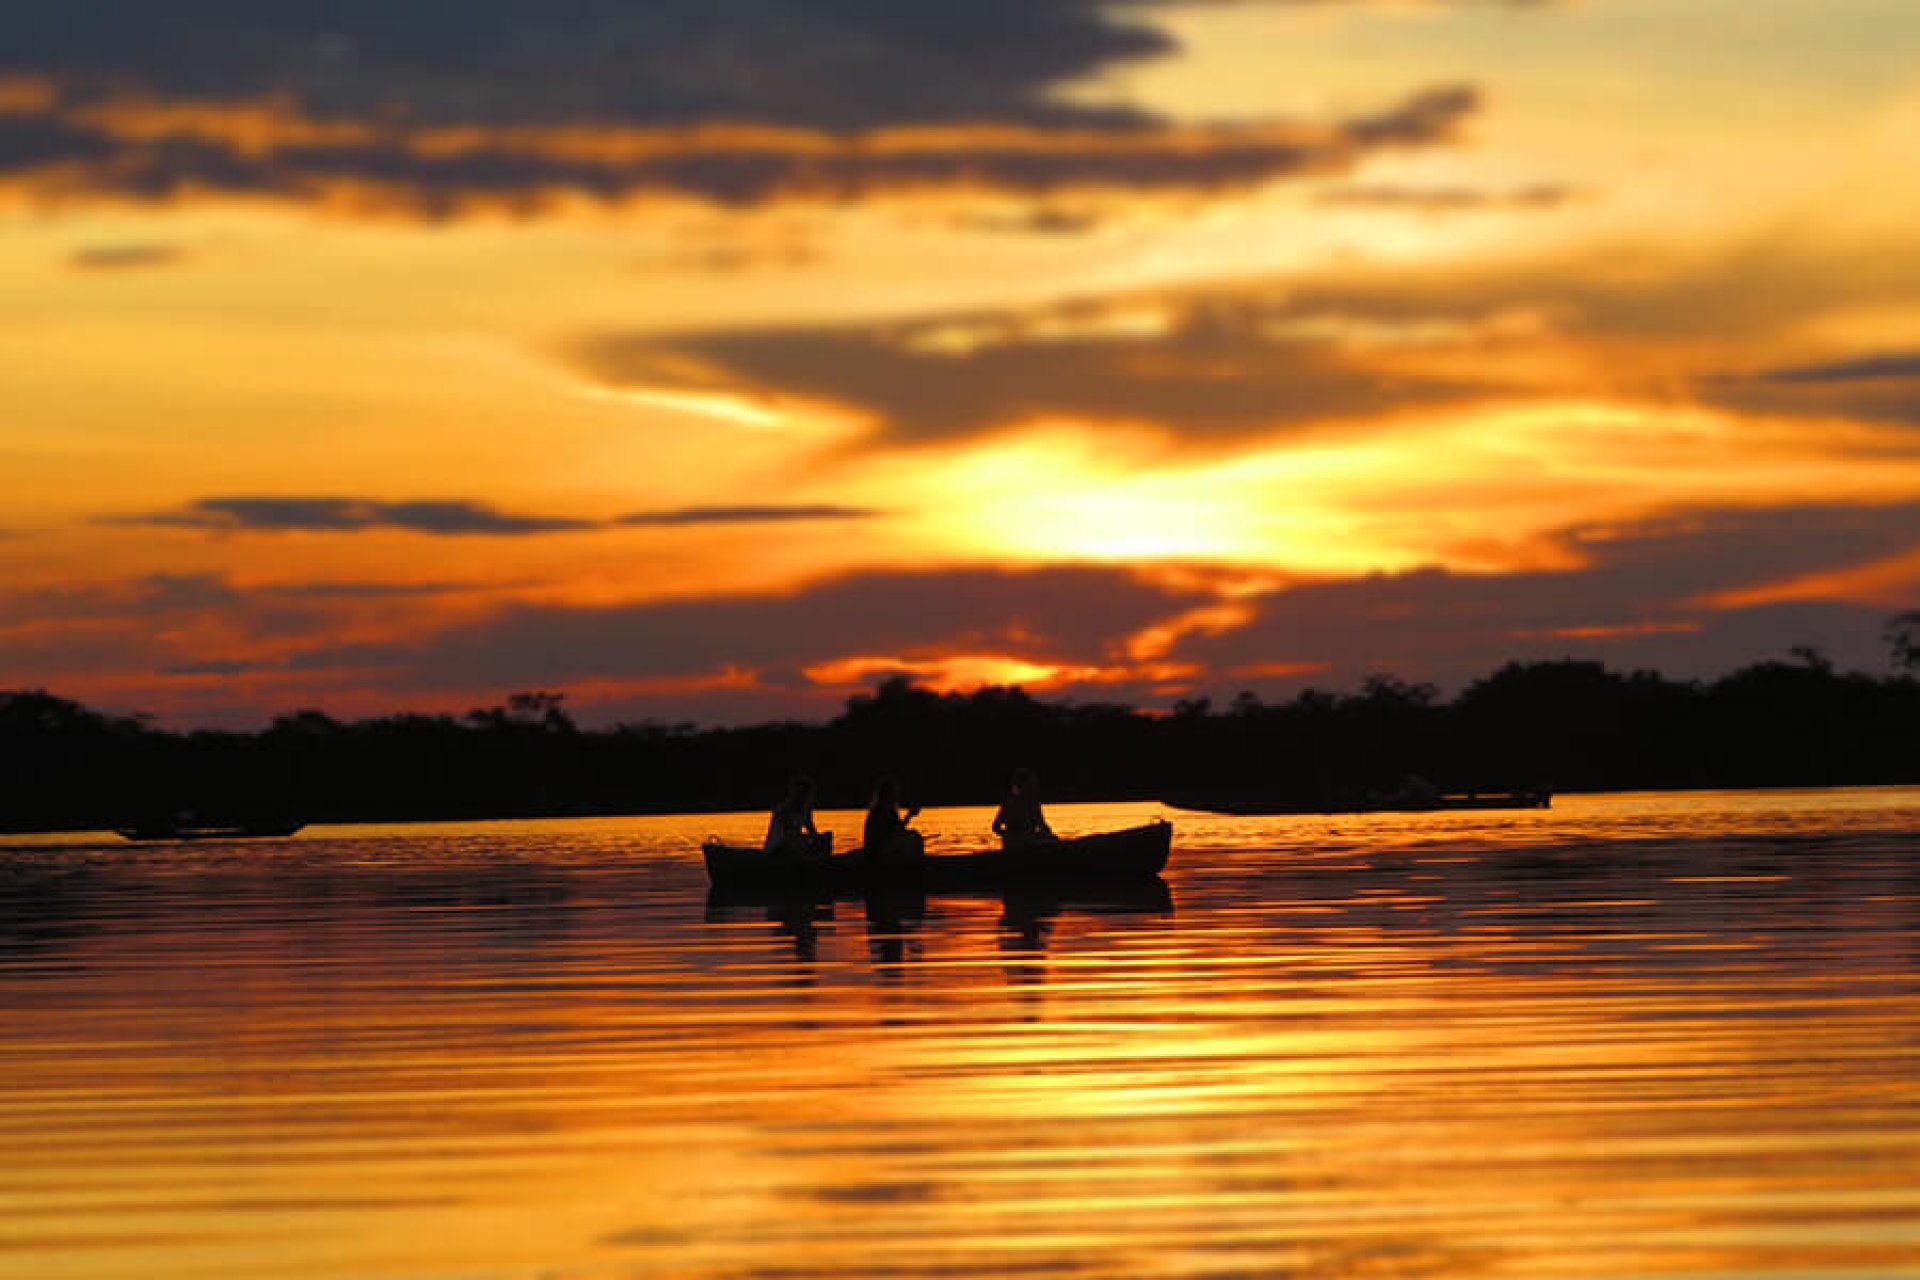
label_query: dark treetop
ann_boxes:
[5,647,1920,833]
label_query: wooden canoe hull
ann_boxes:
[703,821,1171,894]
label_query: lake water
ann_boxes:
[3,790,1918,1279]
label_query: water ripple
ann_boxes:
[2,792,1918,1277]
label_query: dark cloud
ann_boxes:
[0,573,244,625]
[1341,85,1480,147]
[1,3,1170,132]
[0,82,1479,214]
[66,242,187,270]
[913,233,1920,438]
[1197,581,1894,696]
[585,227,1920,462]
[1742,352,1920,384]
[0,623,161,673]
[111,497,597,536]
[122,501,1917,719]
[1550,503,1920,596]
[0,574,420,648]
[615,504,881,527]
[1175,501,1920,691]
[0,564,1207,725]
[0,4,1490,214]
[18,498,1914,724]
[572,290,1515,448]
[284,565,1209,690]
[6,573,483,617]
[1263,235,1920,446]
[0,574,257,684]
[158,658,274,678]
[105,497,883,536]
[0,5,1518,134]
[268,579,503,600]
[0,574,513,687]
[1709,350,1920,428]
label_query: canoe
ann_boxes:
[115,820,306,842]
[703,820,1172,894]
[702,831,840,889]
[1165,790,1550,817]
[701,829,924,892]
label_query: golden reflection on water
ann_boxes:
[2,792,1918,1278]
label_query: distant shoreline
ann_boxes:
[7,663,1920,835]
[9,783,1920,840]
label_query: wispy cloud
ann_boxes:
[571,287,1527,450]
[105,496,885,536]
[281,564,1212,691]
[109,497,597,536]
[1709,349,1920,428]
[66,242,187,270]
[615,504,880,527]
[157,658,274,678]
[0,83,1481,216]
[2,4,1505,220]
[1737,352,1920,385]
[1176,500,1920,686]
[1315,183,1583,212]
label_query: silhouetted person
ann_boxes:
[862,776,921,863]
[764,774,820,855]
[993,767,1054,849]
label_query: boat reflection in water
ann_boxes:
[704,876,1174,974]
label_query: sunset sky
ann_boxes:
[6,1,1920,726]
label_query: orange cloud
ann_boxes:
[1703,545,1920,612]
[0,82,1480,216]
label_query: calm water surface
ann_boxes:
[3,790,1918,1278]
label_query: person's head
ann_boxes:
[870,775,899,808]
[1010,767,1036,795]
[786,774,815,803]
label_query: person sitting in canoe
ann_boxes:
[992,767,1055,849]
[764,774,822,856]
[862,776,922,863]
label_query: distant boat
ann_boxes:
[1164,790,1550,817]
[115,819,306,843]
[703,820,1172,894]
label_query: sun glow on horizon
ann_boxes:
[7,1,1920,724]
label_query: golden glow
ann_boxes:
[8,1,1920,718]
[804,654,1103,693]
[1125,602,1259,662]
[1705,546,1920,611]
[574,383,804,431]
[827,401,1920,582]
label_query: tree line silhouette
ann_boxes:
[4,624,1919,833]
